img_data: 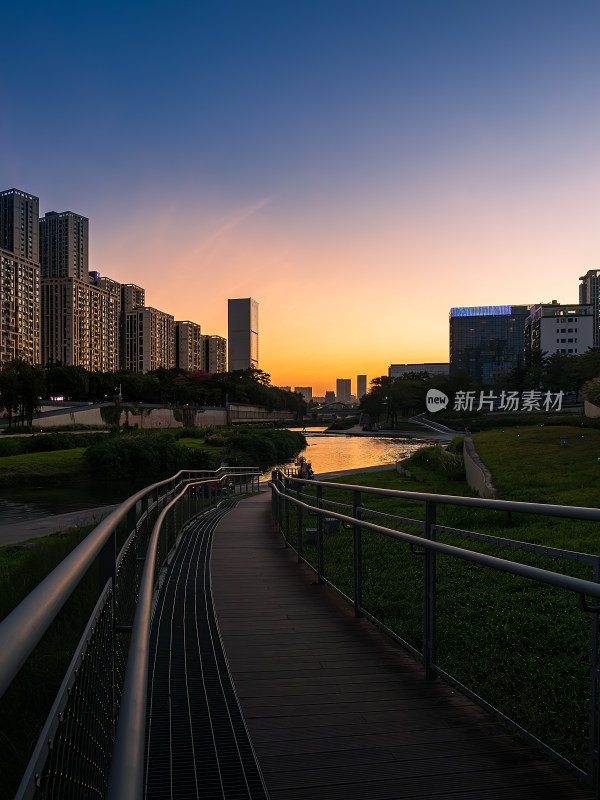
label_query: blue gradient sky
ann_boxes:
[2,0,599,394]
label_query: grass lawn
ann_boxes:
[472,424,600,507]
[178,436,225,462]
[0,447,87,486]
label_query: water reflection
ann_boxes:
[298,430,429,475]
[0,479,148,525]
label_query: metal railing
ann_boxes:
[0,466,259,800]
[270,470,600,793]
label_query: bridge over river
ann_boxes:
[0,470,598,799]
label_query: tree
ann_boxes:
[0,360,45,427]
[46,363,90,400]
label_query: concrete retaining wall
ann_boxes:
[463,436,496,498]
[31,406,228,429]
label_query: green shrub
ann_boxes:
[405,444,465,481]
[84,435,212,479]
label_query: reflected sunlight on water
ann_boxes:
[297,431,429,475]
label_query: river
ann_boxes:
[0,429,434,525]
[296,428,431,475]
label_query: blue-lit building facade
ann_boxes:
[449,305,530,385]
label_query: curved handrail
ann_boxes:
[108,470,259,799]
[283,474,600,521]
[106,482,189,800]
[0,466,255,700]
[271,479,600,601]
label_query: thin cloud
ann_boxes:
[186,197,272,261]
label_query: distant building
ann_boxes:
[356,375,367,400]
[119,283,146,369]
[389,363,449,378]
[176,320,202,371]
[42,275,120,371]
[294,386,312,402]
[278,386,291,392]
[0,188,39,263]
[228,298,258,371]
[124,306,175,373]
[201,334,227,374]
[449,305,530,385]
[524,302,593,356]
[39,210,89,280]
[0,249,40,365]
[579,270,600,348]
[336,378,351,404]
[121,283,145,312]
[0,189,41,365]
[324,391,335,403]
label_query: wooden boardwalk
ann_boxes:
[211,492,594,800]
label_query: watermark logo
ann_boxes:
[426,389,449,413]
[426,388,564,413]
[453,390,563,412]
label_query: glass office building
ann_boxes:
[449,305,530,385]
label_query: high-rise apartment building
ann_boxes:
[39,210,89,280]
[449,305,530,384]
[119,284,146,369]
[201,335,227,374]
[524,302,593,356]
[121,284,145,313]
[228,298,258,371]
[579,270,600,348]
[294,386,313,403]
[336,378,351,404]
[0,189,41,365]
[0,249,41,365]
[0,189,39,263]
[176,320,202,371]
[356,375,367,401]
[124,306,175,373]
[38,206,120,370]
[42,275,120,370]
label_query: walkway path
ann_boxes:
[211,492,593,800]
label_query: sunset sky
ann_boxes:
[2,0,598,395]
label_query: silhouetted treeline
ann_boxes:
[0,362,306,426]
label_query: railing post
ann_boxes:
[353,490,362,617]
[316,485,324,583]
[589,556,600,792]
[284,478,290,548]
[423,499,437,679]
[296,482,303,562]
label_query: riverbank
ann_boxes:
[315,463,397,479]
[0,504,122,547]
[322,423,455,440]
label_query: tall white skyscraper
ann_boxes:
[228,298,258,371]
